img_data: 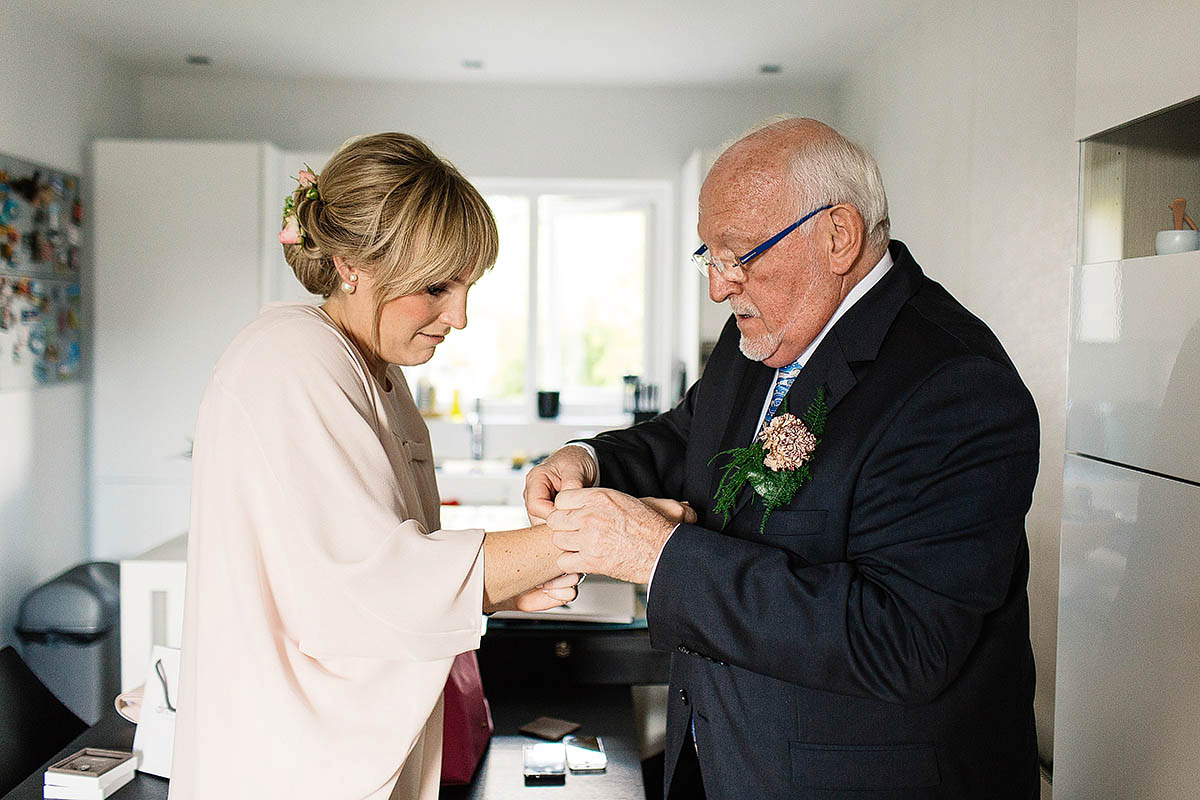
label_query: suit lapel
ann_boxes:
[707,358,774,514]
[779,343,857,419]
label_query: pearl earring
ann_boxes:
[341,273,358,294]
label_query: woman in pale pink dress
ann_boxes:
[168,133,584,799]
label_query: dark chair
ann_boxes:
[0,645,88,795]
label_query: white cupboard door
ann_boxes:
[92,140,270,557]
[1067,252,1200,484]
[1056,453,1200,798]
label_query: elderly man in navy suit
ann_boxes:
[525,118,1040,799]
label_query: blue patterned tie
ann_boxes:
[761,356,804,429]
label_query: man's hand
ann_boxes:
[523,445,598,524]
[639,497,696,526]
[548,488,689,584]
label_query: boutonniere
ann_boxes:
[711,387,828,533]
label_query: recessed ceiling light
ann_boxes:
[759,64,783,75]
[461,59,484,70]
[186,55,212,66]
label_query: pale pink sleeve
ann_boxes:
[196,322,484,662]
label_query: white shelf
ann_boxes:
[1079,99,1200,264]
[1078,248,1200,270]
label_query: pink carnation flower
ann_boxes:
[758,413,818,472]
[297,169,317,189]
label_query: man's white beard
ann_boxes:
[731,299,780,362]
[738,328,781,361]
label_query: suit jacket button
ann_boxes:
[679,688,689,706]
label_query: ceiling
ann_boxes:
[20,0,915,86]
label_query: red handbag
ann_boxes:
[440,650,493,785]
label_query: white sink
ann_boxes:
[440,505,531,531]
[437,459,520,475]
[435,460,528,505]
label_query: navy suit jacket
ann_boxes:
[587,241,1040,798]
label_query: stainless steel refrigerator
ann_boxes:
[1055,252,1200,796]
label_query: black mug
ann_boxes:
[537,390,560,419]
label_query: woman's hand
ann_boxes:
[485,573,583,614]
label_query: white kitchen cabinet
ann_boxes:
[1055,455,1200,798]
[1067,251,1200,484]
[1076,0,1200,140]
[91,140,285,558]
[1057,89,1200,798]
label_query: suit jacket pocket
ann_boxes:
[790,741,940,790]
[761,509,827,537]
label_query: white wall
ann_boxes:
[135,75,837,181]
[836,0,1079,766]
[0,20,138,648]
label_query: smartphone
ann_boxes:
[523,742,567,785]
[563,734,607,772]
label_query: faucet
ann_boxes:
[467,398,485,461]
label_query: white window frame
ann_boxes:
[471,177,675,421]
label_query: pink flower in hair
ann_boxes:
[279,215,301,245]
[297,169,317,189]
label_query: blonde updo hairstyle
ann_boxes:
[281,132,498,344]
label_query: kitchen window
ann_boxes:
[406,179,673,420]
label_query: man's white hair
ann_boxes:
[719,117,891,253]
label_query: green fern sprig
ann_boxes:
[801,387,828,435]
[709,441,767,528]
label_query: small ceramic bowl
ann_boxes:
[1155,229,1200,255]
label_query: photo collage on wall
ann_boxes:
[0,151,84,389]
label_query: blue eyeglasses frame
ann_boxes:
[692,203,833,277]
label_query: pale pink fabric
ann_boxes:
[169,304,485,800]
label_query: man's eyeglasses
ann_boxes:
[692,204,833,278]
